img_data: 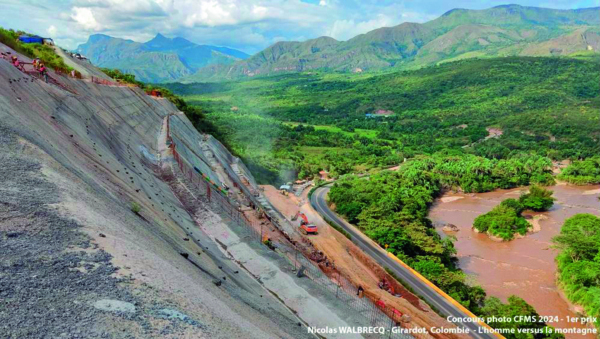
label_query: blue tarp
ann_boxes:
[19,36,44,44]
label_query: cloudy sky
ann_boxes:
[1,0,597,54]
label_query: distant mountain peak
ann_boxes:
[441,8,467,16]
[146,33,171,45]
[87,33,113,42]
[493,4,524,9]
[77,33,248,83]
[397,22,421,27]
[173,37,192,44]
[313,36,339,42]
[187,4,599,82]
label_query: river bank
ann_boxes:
[428,183,600,338]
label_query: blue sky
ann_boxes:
[1,0,598,53]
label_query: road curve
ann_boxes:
[311,186,497,339]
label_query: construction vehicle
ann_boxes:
[378,278,395,295]
[295,212,318,235]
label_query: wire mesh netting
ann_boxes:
[168,117,434,339]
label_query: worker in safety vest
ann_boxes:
[39,64,48,83]
[357,285,364,298]
[11,56,24,72]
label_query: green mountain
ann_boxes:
[76,34,249,83]
[186,4,599,82]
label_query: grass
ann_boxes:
[131,202,141,214]
[0,27,72,72]
[283,122,378,139]
[322,216,352,240]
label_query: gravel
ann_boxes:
[0,127,203,338]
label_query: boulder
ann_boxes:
[442,224,459,232]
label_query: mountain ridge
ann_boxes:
[183,4,599,82]
[77,33,249,83]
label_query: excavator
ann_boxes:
[293,212,318,235]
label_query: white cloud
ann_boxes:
[1,0,411,51]
[71,7,101,31]
[47,25,57,36]
[177,1,320,27]
[183,1,237,27]
[12,0,581,53]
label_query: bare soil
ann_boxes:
[261,185,467,338]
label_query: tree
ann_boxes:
[481,296,563,338]
[553,214,600,262]
[473,203,530,240]
[553,214,600,328]
[519,185,555,211]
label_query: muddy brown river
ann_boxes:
[428,184,600,337]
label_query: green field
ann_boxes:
[283,122,378,139]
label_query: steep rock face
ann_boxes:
[187,4,600,81]
[0,43,314,338]
[77,34,249,83]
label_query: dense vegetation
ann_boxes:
[169,56,599,184]
[519,185,555,212]
[553,214,600,328]
[473,186,554,240]
[329,154,551,301]
[0,27,72,72]
[328,153,561,335]
[473,199,530,240]
[481,296,563,338]
[100,68,143,86]
[558,157,600,185]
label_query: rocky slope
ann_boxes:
[0,43,366,338]
[187,4,599,82]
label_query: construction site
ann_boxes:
[0,41,467,338]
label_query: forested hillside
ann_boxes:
[168,56,599,184]
[187,4,599,81]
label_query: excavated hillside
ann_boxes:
[0,44,383,338]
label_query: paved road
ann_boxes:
[311,186,497,339]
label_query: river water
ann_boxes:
[428,184,600,337]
